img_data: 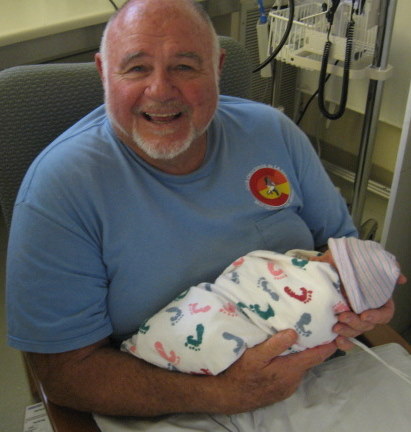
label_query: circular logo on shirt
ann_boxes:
[247,166,291,208]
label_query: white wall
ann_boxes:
[381,81,411,335]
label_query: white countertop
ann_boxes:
[0,0,127,47]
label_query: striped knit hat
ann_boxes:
[328,237,400,314]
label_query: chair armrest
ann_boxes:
[43,399,101,432]
[24,353,100,432]
[359,324,411,354]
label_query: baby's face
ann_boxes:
[308,250,335,266]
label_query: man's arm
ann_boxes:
[27,330,336,417]
[28,299,395,416]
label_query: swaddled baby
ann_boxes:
[122,237,401,375]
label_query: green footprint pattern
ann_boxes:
[237,302,275,320]
[185,324,205,351]
[138,318,150,334]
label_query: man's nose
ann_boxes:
[145,69,178,101]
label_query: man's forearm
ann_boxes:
[27,338,222,417]
[27,331,337,417]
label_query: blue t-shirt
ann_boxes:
[7,96,357,353]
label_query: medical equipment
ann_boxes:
[256,1,393,118]
[256,0,398,226]
[262,0,390,78]
[263,0,393,119]
[267,1,387,78]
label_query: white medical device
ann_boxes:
[266,0,392,81]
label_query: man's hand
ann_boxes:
[334,280,406,351]
[334,273,407,350]
[213,329,337,414]
[333,299,395,350]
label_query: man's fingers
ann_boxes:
[398,273,407,284]
[285,342,337,370]
[360,298,395,324]
[334,336,356,351]
[334,299,396,339]
[249,330,298,366]
[250,330,337,370]
[335,312,374,337]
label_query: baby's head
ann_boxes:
[317,238,401,314]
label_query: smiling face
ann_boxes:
[96,0,224,174]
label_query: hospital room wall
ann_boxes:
[298,101,400,242]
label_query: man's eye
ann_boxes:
[128,65,147,73]
[176,64,194,71]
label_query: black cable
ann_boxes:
[253,0,295,73]
[317,2,355,120]
[108,0,119,11]
[296,59,339,125]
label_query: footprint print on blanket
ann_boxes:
[232,257,245,267]
[229,271,240,284]
[166,306,184,325]
[237,302,275,320]
[138,318,150,334]
[203,283,213,292]
[222,332,245,355]
[185,324,205,351]
[172,289,190,302]
[291,257,309,270]
[154,341,181,366]
[189,303,212,314]
[267,262,287,280]
[284,286,313,304]
[295,313,312,337]
[220,302,238,317]
[257,277,280,301]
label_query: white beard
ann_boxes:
[105,102,206,161]
[130,123,197,160]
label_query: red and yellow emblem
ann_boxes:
[248,166,291,208]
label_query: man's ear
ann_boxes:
[218,49,226,76]
[95,53,104,82]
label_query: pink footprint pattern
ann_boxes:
[220,302,238,317]
[189,303,212,314]
[267,262,287,280]
[284,286,313,304]
[154,341,180,366]
[232,257,245,267]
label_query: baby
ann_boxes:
[122,237,402,375]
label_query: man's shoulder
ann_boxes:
[217,95,285,120]
[20,105,115,192]
[218,94,272,109]
[56,104,108,143]
[34,105,112,165]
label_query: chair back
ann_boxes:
[0,36,251,229]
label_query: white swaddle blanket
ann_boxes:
[122,249,348,375]
[122,242,407,379]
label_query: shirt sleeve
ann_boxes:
[7,199,112,354]
[278,111,358,247]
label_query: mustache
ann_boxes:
[133,102,191,115]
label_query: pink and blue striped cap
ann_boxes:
[328,237,400,314]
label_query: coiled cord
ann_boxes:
[318,20,354,120]
[318,2,356,120]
